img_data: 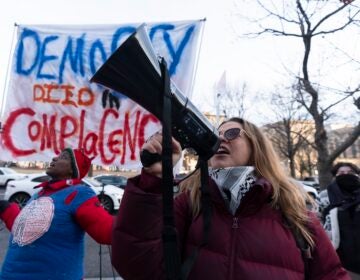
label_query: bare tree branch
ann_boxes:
[327,121,360,164]
[311,2,356,33]
[241,0,360,187]
[322,90,360,113]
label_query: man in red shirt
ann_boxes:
[0,148,114,279]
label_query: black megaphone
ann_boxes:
[90,23,220,160]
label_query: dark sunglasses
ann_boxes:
[220,127,247,141]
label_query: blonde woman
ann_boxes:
[112,117,348,280]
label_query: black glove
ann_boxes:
[0,200,10,214]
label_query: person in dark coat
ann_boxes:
[0,148,114,280]
[321,162,360,280]
[112,117,348,280]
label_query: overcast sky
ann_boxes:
[1,0,359,125]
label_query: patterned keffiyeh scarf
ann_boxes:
[209,166,257,215]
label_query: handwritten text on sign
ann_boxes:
[1,21,204,168]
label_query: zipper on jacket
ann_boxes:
[232,217,239,229]
[228,217,238,279]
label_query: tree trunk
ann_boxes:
[289,158,296,178]
[313,119,332,189]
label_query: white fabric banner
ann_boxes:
[0,20,204,168]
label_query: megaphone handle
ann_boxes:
[140,149,162,167]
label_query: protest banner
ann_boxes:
[0,20,204,168]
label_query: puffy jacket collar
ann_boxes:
[208,177,273,216]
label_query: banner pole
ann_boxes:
[1,23,18,122]
[188,18,206,100]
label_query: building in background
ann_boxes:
[263,120,316,179]
[264,120,359,179]
[327,124,360,166]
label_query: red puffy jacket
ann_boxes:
[112,171,349,280]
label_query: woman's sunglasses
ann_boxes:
[220,127,247,141]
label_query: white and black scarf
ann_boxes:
[209,166,257,215]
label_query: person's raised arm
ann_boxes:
[0,200,20,231]
[75,196,114,245]
[111,132,183,279]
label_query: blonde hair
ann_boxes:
[179,117,314,247]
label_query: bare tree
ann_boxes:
[264,90,315,177]
[241,0,360,188]
[297,144,318,178]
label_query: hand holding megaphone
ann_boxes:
[140,131,182,178]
